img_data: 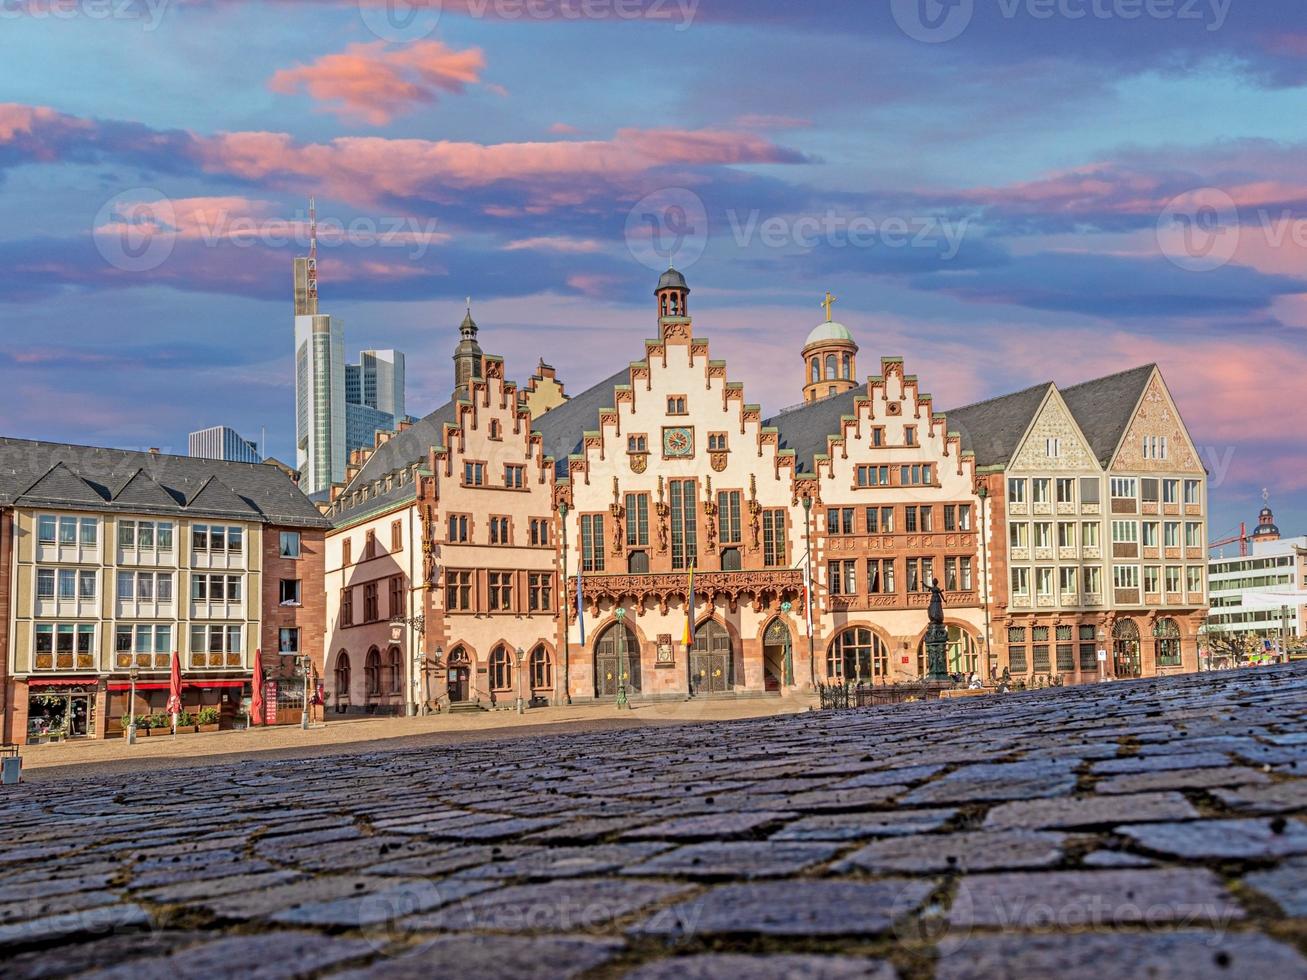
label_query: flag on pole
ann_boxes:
[682,566,695,646]
[576,572,586,645]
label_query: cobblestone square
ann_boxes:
[2,666,1306,978]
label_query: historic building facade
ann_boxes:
[950,365,1209,682]
[322,313,560,713]
[316,269,1208,708]
[0,442,327,743]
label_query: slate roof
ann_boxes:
[765,385,868,475]
[328,398,459,526]
[532,368,632,477]
[1060,363,1156,468]
[943,383,1055,469]
[0,438,329,528]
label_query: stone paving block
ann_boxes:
[0,903,152,950]
[983,792,1198,830]
[949,868,1243,929]
[0,889,121,927]
[199,874,405,920]
[632,879,933,939]
[522,816,659,843]
[331,934,624,979]
[934,929,1307,979]
[1080,850,1154,868]
[136,869,306,905]
[368,844,536,877]
[1094,766,1271,795]
[77,930,377,980]
[456,842,671,879]
[624,953,899,979]
[620,811,797,841]
[404,877,692,934]
[771,809,957,842]
[830,764,945,789]
[1118,817,1307,860]
[271,877,498,927]
[1091,751,1232,774]
[1243,857,1307,916]
[622,841,841,879]
[843,830,1066,874]
[901,761,1077,805]
[1212,781,1307,814]
[2,931,209,980]
[781,785,909,811]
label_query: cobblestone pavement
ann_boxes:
[2,666,1306,979]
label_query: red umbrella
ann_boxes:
[250,650,265,727]
[166,649,183,716]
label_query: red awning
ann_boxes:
[27,677,98,687]
[106,680,248,692]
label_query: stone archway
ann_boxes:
[1114,619,1142,678]
[594,623,640,698]
[690,619,734,695]
[762,617,793,690]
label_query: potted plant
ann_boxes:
[197,706,220,733]
[176,710,196,733]
[149,712,169,734]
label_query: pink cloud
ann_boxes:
[504,236,602,254]
[548,122,580,135]
[269,40,486,125]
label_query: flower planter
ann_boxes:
[198,724,219,734]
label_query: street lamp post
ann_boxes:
[127,667,139,746]
[1097,627,1107,682]
[515,647,526,715]
[802,495,814,686]
[559,502,572,705]
[614,607,630,710]
[389,614,427,716]
[296,655,312,730]
[976,484,995,681]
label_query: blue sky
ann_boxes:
[1,0,1305,539]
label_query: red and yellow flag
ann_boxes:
[682,565,695,646]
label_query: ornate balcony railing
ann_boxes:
[572,568,804,614]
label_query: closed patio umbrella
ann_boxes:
[167,649,182,737]
[250,651,265,727]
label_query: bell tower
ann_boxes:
[1253,489,1281,543]
[802,290,859,403]
[656,267,691,340]
[453,298,483,396]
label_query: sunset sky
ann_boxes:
[2,0,1304,539]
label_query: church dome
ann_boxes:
[804,320,856,349]
[657,267,688,292]
[1254,506,1280,538]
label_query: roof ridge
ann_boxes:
[1060,362,1156,394]
[944,380,1054,415]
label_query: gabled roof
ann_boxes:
[186,475,259,519]
[765,385,868,475]
[532,368,631,477]
[0,438,328,528]
[328,398,459,525]
[112,469,182,509]
[944,383,1054,469]
[1061,363,1156,467]
[19,462,109,508]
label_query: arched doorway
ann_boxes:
[1155,617,1181,667]
[595,623,640,698]
[1113,619,1141,678]
[827,627,888,683]
[333,651,351,712]
[762,618,792,691]
[915,626,979,678]
[448,647,471,703]
[690,620,734,695]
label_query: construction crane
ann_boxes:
[1209,522,1249,557]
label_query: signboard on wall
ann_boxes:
[264,680,278,725]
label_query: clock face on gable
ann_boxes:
[662,426,694,458]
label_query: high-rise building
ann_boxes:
[292,201,406,493]
[1208,500,1307,647]
[189,426,262,464]
[294,313,346,494]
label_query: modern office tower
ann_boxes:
[294,313,345,495]
[188,426,262,464]
[357,350,406,421]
